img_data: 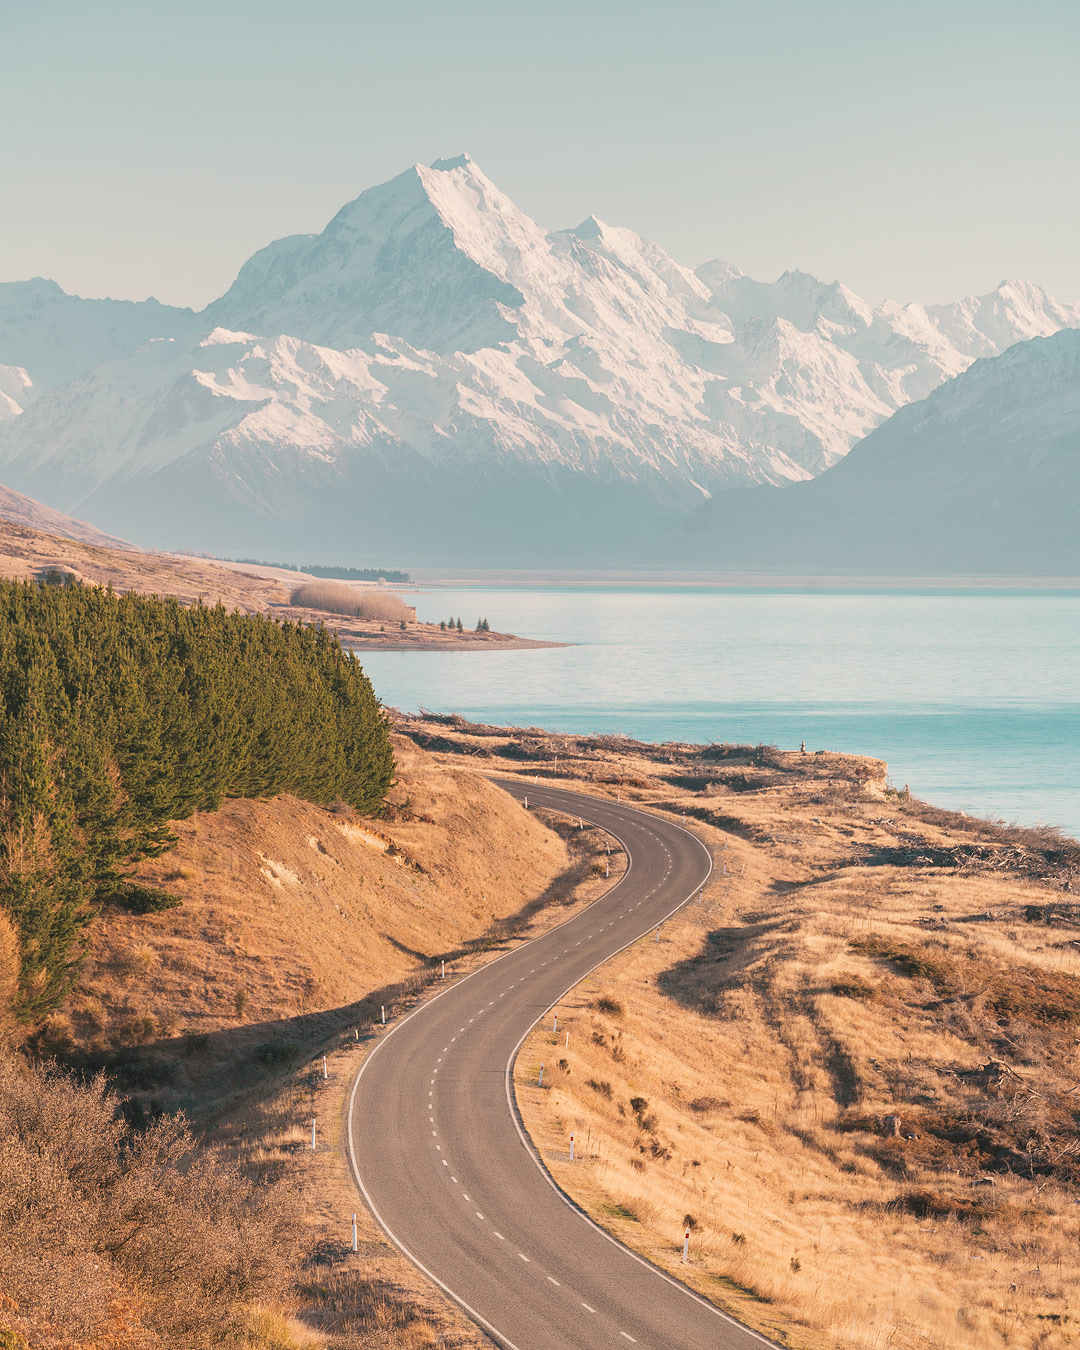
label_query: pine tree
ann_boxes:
[0,577,397,1018]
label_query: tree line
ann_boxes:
[0,579,395,1021]
[230,558,411,583]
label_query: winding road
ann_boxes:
[347,779,777,1350]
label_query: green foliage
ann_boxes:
[229,558,411,583]
[110,882,183,915]
[0,580,394,1019]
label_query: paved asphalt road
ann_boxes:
[348,779,779,1350]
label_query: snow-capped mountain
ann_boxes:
[0,365,33,420]
[680,329,1080,574]
[0,155,1077,563]
[0,278,195,392]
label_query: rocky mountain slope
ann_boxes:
[680,329,1080,573]
[0,277,195,393]
[0,157,1077,563]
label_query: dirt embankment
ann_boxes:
[400,713,1080,1350]
[45,735,584,1102]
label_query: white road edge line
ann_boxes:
[347,781,781,1350]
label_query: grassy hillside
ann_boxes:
[400,714,1080,1350]
[43,734,579,1110]
[5,724,621,1349]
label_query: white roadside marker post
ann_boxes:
[381,1005,386,1025]
[683,1228,691,1263]
[354,1027,358,1041]
[565,1030,570,1049]
[538,1064,544,1087]
[441,959,446,980]
[553,1013,558,1033]
[322,1055,327,1079]
[570,1132,575,1161]
[524,795,529,809]
[352,1213,358,1252]
[311,1118,316,1151]
[655,927,660,943]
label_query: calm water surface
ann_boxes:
[358,588,1080,839]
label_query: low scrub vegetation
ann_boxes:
[0,1053,301,1349]
[289,582,413,623]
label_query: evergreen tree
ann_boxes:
[0,579,395,1019]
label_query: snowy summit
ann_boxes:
[0,156,1077,564]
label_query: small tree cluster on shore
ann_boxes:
[475,617,490,632]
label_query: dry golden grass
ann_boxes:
[0,913,18,1042]
[198,811,624,1350]
[402,714,1080,1350]
[289,582,414,623]
[48,734,583,1117]
[28,724,623,1347]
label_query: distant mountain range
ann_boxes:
[0,154,1077,568]
[681,329,1080,574]
[0,481,135,551]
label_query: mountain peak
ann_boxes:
[429,153,473,172]
[569,214,608,240]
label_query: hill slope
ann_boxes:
[681,329,1080,574]
[0,481,135,549]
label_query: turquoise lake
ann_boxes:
[357,587,1080,839]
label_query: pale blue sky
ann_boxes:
[4,0,1078,310]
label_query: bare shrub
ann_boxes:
[290,581,413,623]
[0,1052,301,1349]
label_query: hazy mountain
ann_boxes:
[0,481,136,550]
[0,156,1077,563]
[0,365,33,420]
[680,329,1080,574]
[0,278,195,393]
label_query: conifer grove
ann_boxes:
[0,580,395,1020]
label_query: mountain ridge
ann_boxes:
[680,328,1080,574]
[0,155,1077,564]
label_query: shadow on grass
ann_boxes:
[60,810,610,1124]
